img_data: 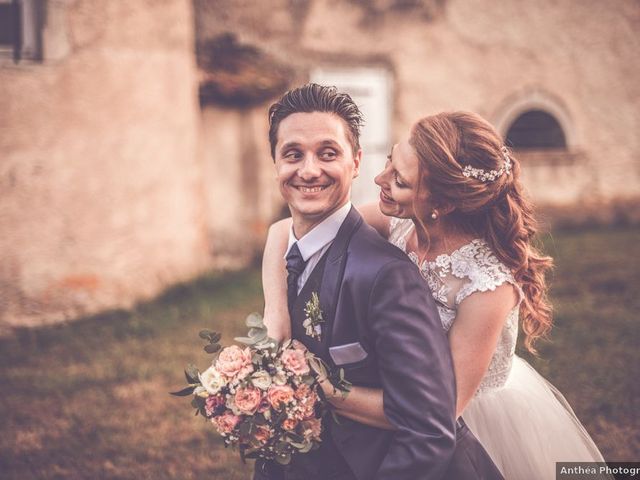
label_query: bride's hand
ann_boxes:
[318,378,395,431]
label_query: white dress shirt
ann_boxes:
[285,202,352,294]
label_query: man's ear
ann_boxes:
[353,149,363,178]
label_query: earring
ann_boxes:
[430,210,438,221]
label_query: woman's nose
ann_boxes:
[374,166,389,187]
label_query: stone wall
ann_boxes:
[0,0,210,330]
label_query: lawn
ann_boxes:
[0,227,638,479]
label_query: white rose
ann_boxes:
[199,366,226,395]
[272,371,287,386]
[225,394,243,416]
[251,370,273,390]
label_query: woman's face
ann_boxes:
[374,138,428,219]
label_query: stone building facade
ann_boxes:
[0,0,210,330]
[1,0,638,329]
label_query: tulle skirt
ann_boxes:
[462,355,610,480]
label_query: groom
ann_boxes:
[254,83,503,480]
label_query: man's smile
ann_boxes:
[290,182,333,193]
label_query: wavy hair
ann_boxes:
[410,111,553,353]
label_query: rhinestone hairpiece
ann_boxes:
[462,147,512,182]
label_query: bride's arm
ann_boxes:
[262,218,292,341]
[320,378,394,430]
[357,202,392,239]
[448,284,519,415]
[320,284,518,427]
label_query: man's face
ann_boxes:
[274,112,361,229]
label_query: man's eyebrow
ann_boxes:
[319,140,341,148]
[279,141,302,151]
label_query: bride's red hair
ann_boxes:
[410,111,553,353]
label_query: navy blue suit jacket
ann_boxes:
[256,206,503,480]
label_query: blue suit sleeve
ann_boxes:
[370,259,457,480]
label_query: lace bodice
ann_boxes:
[388,217,522,393]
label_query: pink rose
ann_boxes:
[301,417,322,441]
[281,348,310,376]
[294,384,312,400]
[282,418,298,431]
[267,385,294,410]
[205,394,226,417]
[234,386,262,415]
[254,426,272,445]
[216,345,254,380]
[212,411,240,434]
[292,396,317,420]
[292,384,319,419]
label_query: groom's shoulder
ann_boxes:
[348,221,414,270]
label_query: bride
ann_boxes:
[260,111,608,479]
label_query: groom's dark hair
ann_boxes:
[268,83,364,159]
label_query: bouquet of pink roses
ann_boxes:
[171,313,349,465]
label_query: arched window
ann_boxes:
[505,110,567,149]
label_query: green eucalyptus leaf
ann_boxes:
[204,343,221,354]
[248,326,266,336]
[211,332,222,344]
[274,452,292,465]
[185,364,200,384]
[249,329,268,343]
[169,386,196,397]
[287,432,304,443]
[298,442,313,453]
[234,336,256,345]
[239,420,254,437]
[253,414,268,425]
[199,329,215,340]
[246,313,264,328]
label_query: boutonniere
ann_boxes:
[303,292,324,341]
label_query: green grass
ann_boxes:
[0,228,638,479]
[520,227,640,460]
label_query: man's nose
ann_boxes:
[297,155,322,180]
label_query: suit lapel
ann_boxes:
[319,206,362,350]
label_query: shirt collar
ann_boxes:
[285,202,352,261]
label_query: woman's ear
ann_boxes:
[439,204,456,215]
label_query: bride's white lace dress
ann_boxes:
[389,217,608,479]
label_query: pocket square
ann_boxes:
[329,342,368,366]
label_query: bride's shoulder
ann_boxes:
[388,217,413,245]
[450,239,521,306]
